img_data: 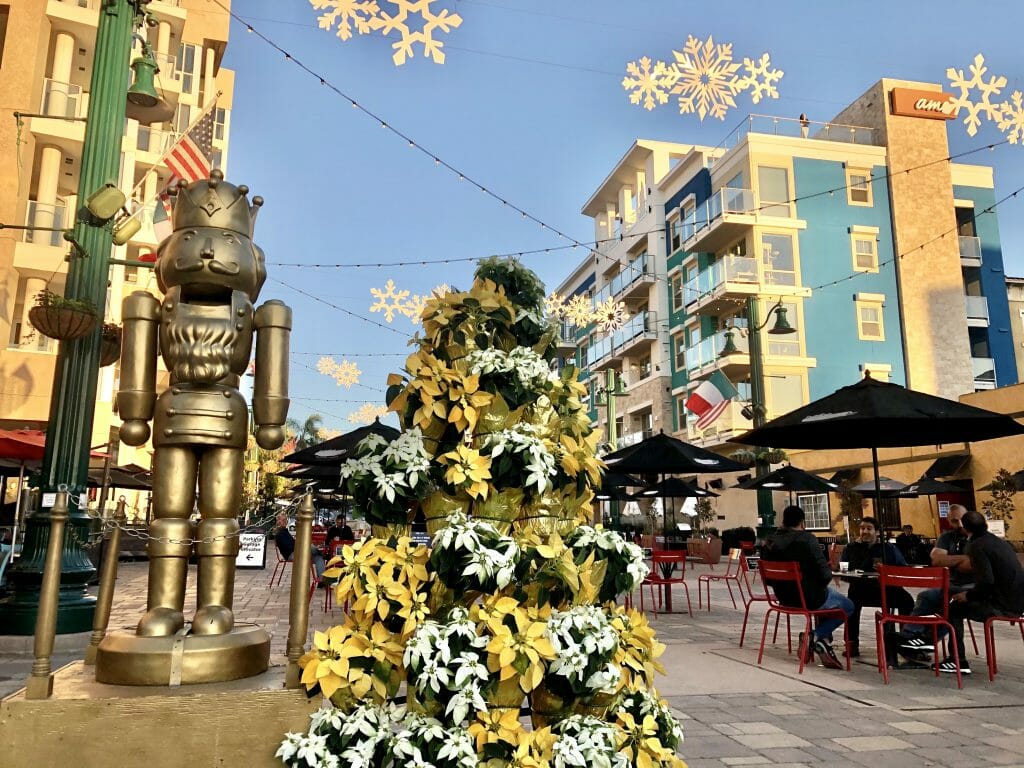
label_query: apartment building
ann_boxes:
[556,78,1016,529]
[0,0,234,484]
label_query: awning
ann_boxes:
[923,454,970,479]
[828,469,859,484]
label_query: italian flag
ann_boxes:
[686,370,739,429]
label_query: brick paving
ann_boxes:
[2,558,1024,766]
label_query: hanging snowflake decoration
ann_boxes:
[369,279,411,322]
[564,294,595,327]
[946,53,1007,137]
[997,91,1024,145]
[308,0,462,66]
[593,298,631,333]
[402,294,430,324]
[348,403,390,424]
[624,34,784,122]
[739,53,784,104]
[317,356,362,388]
[372,0,463,65]
[310,0,381,41]
[622,56,674,111]
[545,292,568,319]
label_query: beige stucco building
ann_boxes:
[0,0,234,518]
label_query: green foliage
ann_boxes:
[836,479,863,538]
[33,289,97,316]
[285,414,325,452]
[694,496,716,529]
[474,256,546,313]
[981,467,1017,522]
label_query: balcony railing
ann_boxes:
[959,235,982,264]
[685,401,754,444]
[137,125,176,155]
[23,201,67,246]
[971,356,996,389]
[686,329,749,374]
[40,79,84,119]
[609,310,656,349]
[712,113,879,158]
[592,252,652,306]
[683,255,758,306]
[964,295,989,324]
[586,336,613,367]
[153,51,178,78]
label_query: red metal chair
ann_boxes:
[269,542,318,603]
[982,612,1024,681]
[874,565,962,689]
[738,554,791,650]
[699,548,741,610]
[640,550,693,617]
[756,560,851,673]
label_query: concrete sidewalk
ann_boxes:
[2,560,1023,767]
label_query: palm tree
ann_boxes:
[285,413,325,451]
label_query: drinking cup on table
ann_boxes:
[839,561,850,573]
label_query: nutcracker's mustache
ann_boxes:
[174,256,241,276]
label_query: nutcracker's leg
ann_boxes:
[138,446,197,637]
[191,446,244,636]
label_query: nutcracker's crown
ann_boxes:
[171,170,262,237]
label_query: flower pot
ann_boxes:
[486,676,524,712]
[28,305,96,341]
[572,689,618,720]
[472,487,522,534]
[371,523,411,540]
[421,490,468,535]
[529,681,569,729]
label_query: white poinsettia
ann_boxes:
[545,606,621,696]
[552,715,628,768]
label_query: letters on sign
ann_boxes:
[890,88,959,120]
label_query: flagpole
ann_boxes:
[123,90,222,219]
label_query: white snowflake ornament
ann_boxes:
[317,356,362,388]
[371,0,463,65]
[622,56,673,111]
[996,90,1024,145]
[668,35,743,121]
[946,53,1007,136]
[369,279,411,322]
[348,403,391,424]
[740,53,784,104]
[593,298,630,333]
[310,0,381,41]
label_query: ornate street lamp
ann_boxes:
[594,369,627,528]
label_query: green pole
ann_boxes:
[0,0,140,635]
[747,297,775,538]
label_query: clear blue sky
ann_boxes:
[218,0,1024,433]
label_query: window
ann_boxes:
[175,43,201,94]
[847,168,872,206]
[855,296,885,341]
[670,273,683,312]
[635,355,651,380]
[761,233,796,286]
[0,6,10,68]
[669,217,682,252]
[757,166,791,217]
[674,335,686,371]
[676,395,689,430]
[850,229,878,272]
[798,493,831,530]
[767,374,803,418]
[214,107,228,141]
[861,364,891,382]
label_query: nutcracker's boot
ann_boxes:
[137,518,193,636]
[191,518,239,635]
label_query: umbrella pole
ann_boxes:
[12,461,25,557]
[872,446,884,564]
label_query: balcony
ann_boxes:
[611,310,658,357]
[136,125,177,160]
[972,357,996,390]
[617,430,648,449]
[964,295,989,327]
[592,252,655,306]
[586,336,613,368]
[683,187,758,254]
[683,255,758,311]
[686,401,754,449]
[555,321,577,352]
[21,201,67,247]
[712,114,880,158]
[959,235,982,267]
[29,81,87,162]
[687,328,750,379]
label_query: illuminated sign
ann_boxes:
[890,88,959,120]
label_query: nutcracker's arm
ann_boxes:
[252,299,292,449]
[117,291,160,446]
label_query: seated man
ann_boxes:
[274,512,326,584]
[325,513,355,557]
[840,516,914,657]
[762,505,854,670]
[895,524,927,565]
[898,504,973,659]
[943,511,1024,675]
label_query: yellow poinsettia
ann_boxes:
[617,711,679,768]
[391,584,430,637]
[378,538,430,587]
[482,605,555,693]
[351,563,398,620]
[298,619,403,705]
[609,606,666,687]
[439,443,492,499]
[467,708,523,754]
[445,367,493,433]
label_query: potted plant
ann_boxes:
[391,711,479,767]
[564,526,649,605]
[981,468,1017,522]
[99,323,122,367]
[277,702,395,768]
[429,512,520,598]
[28,289,97,340]
[611,685,686,768]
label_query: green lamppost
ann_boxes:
[720,297,795,538]
[594,368,627,528]
[0,0,170,634]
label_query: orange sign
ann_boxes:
[890,88,959,120]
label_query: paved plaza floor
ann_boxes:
[2,559,1023,767]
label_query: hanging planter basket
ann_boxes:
[99,324,122,367]
[28,305,97,341]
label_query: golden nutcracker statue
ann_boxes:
[96,171,289,684]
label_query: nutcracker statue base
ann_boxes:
[95,624,270,685]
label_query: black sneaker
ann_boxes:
[938,659,971,675]
[898,648,933,665]
[813,639,844,670]
[900,636,935,651]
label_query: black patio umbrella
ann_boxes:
[737,464,837,503]
[899,477,965,496]
[594,486,637,502]
[87,466,153,491]
[602,472,641,488]
[278,463,344,481]
[732,375,1024,551]
[851,476,909,496]
[636,477,719,499]
[603,431,748,475]
[282,418,400,466]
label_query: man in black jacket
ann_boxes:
[943,511,1024,674]
[762,505,854,669]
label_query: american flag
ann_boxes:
[164,106,215,183]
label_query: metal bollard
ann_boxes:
[26,489,70,699]
[285,491,315,688]
[84,497,126,665]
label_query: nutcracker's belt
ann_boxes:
[153,385,248,448]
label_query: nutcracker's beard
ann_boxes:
[164,313,239,384]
